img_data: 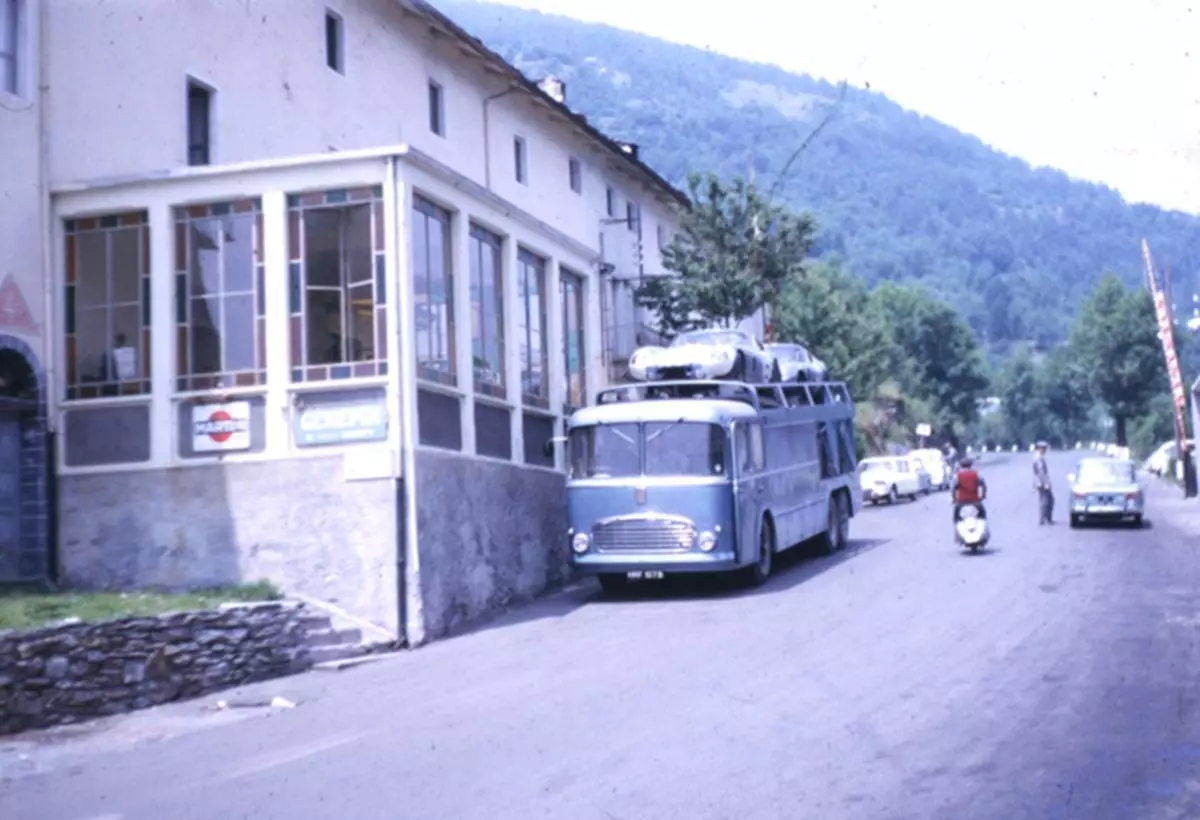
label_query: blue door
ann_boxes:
[731,420,765,564]
[0,414,20,582]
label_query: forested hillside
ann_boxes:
[436,0,1200,353]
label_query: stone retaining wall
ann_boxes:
[0,601,312,736]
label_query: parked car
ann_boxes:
[1068,457,1144,528]
[909,448,951,490]
[627,328,780,383]
[859,456,931,504]
[764,342,828,382]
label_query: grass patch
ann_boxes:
[0,581,282,632]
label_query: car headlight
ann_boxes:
[571,532,590,554]
[629,350,643,367]
[697,531,718,552]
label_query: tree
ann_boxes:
[1068,273,1165,445]
[998,344,1048,444]
[771,258,901,401]
[637,172,817,338]
[871,283,992,436]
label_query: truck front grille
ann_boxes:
[592,516,697,553]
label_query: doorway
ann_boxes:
[0,339,49,584]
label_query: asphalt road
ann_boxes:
[5,451,1200,820]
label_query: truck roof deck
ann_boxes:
[568,398,759,427]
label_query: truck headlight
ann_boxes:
[571,532,590,554]
[697,531,718,552]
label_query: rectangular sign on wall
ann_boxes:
[294,396,388,447]
[191,401,252,453]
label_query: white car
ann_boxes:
[909,448,951,490]
[859,456,932,504]
[627,328,780,383]
[764,342,828,383]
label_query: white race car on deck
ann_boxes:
[627,328,781,384]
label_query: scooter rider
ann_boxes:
[952,456,988,522]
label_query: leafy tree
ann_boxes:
[870,283,991,436]
[771,258,900,400]
[998,344,1048,444]
[637,172,817,337]
[1068,273,1166,445]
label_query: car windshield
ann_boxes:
[1077,460,1135,486]
[568,422,726,479]
[673,330,749,348]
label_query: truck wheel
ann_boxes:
[745,518,774,586]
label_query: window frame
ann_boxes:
[61,212,153,402]
[428,79,444,137]
[0,0,20,97]
[325,9,345,74]
[186,79,213,167]
[286,186,388,384]
[468,223,505,399]
[568,157,582,194]
[513,136,527,185]
[605,186,615,217]
[173,199,267,394]
[516,247,548,408]
[412,196,455,386]
[560,267,586,413]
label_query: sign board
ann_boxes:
[191,401,252,453]
[915,423,932,437]
[295,396,388,447]
[1141,239,1189,444]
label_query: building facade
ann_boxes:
[0,0,686,645]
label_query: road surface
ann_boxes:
[4,451,1200,820]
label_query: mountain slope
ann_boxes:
[435,0,1200,350]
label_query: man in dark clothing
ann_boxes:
[1033,440,1054,524]
[952,456,988,522]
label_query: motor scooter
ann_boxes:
[954,503,990,552]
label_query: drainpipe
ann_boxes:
[37,0,53,403]
[482,87,518,190]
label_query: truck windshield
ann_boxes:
[568,422,727,479]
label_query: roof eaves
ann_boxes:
[404,0,691,209]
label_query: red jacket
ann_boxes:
[953,469,984,504]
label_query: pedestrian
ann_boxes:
[1033,440,1054,525]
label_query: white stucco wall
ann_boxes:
[0,0,46,370]
[43,0,679,270]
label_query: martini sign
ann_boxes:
[192,401,252,453]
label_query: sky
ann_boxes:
[481,0,1200,214]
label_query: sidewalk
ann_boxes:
[1145,476,1200,538]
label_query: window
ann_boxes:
[174,199,266,392]
[749,423,765,471]
[186,80,212,166]
[560,268,586,410]
[0,0,17,96]
[325,10,344,73]
[428,80,444,136]
[513,136,527,184]
[287,186,387,382]
[605,186,615,217]
[413,197,454,385]
[568,423,639,479]
[626,201,639,232]
[656,224,666,251]
[63,212,152,400]
[645,422,725,477]
[516,248,548,407]
[568,157,582,194]
[469,224,504,398]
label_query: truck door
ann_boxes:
[731,420,766,565]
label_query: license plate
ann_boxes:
[626,570,665,580]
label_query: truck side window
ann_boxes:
[735,425,754,475]
[749,423,765,472]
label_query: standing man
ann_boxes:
[1033,440,1054,525]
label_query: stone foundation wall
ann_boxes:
[58,457,400,635]
[0,601,312,736]
[415,448,570,640]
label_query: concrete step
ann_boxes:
[303,627,362,648]
[307,643,369,665]
[298,613,334,631]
